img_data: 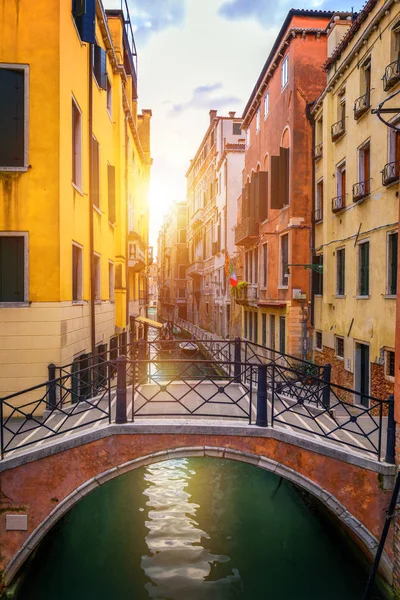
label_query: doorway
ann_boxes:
[354,342,370,407]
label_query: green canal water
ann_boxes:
[7,457,392,600]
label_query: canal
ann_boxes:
[6,457,391,599]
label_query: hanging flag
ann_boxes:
[224,251,230,277]
[230,271,238,287]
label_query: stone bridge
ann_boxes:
[0,420,397,592]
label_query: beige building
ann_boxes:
[312,1,399,402]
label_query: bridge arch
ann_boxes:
[3,445,392,587]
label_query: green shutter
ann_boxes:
[360,243,369,296]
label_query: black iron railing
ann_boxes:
[383,59,400,92]
[352,179,371,202]
[354,91,370,119]
[331,119,345,141]
[381,161,400,186]
[332,194,346,213]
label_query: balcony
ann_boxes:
[382,161,400,186]
[353,91,370,120]
[331,195,346,213]
[234,217,259,246]
[314,207,323,223]
[187,261,203,277]
[352,179,371,202]
[331,119,345,142]
[128,241,146,271]
[191,207,204,228]
[383,59,400,92]
[235,284,259,306]
[313,142,323,160]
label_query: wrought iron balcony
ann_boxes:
[383,59,400,92]
[352,179,371,202]
[331,195,346,213]
[313,142,323,160]
[381,161,400,186]
[234,217,259,246]
[331,119,345,142]
[353,91,370,120]
[187,261,203,277]
[314,207,323,222]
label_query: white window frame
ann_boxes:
[72,96,83,191]
[281,54,289,90]
[256,107,261,133]
[335,335,344,359]
[358,138,371,182]
[264,90,270,119]
[72,241,83,304]
[336,247,346,297]
[0,231,29,306]
[357,238,370,298]
[109,260,114,302]
[385,348,395,380]
[336,160,346,197]
[0,63,29,172]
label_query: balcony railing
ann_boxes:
[331,119,345,142]
[235,217,259,246]
[383,59,400,92]
[234,284,259,305]
[352,179,371,202]
[331,195,346,213]
[313,142,323,160]
[353,91,370,120]
[314,207,323,222]
[187,261,203,277]
[382,161,400,186]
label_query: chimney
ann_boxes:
[327,12,353,58]
[229,111,236,118]
[209,109,217,124]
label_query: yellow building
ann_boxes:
[312,1,399,402]
[0,0,151,400]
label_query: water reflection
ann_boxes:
[141,459,241,599]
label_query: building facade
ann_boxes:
[236,9,332,357]
[0,0,151,400]
[157,202,188,323]
[186,110,244,335]
[312,1,399,402]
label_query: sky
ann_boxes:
[105,0,365,250]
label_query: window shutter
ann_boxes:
[74,0,95,44]
[72,0,86,17]
[108,164,116,223]
[0,236,24,302]
[0,69,25,168]
[279,147,289,206]
[270,156,281,209]
[94,45,107,91]
[91,137,100,207]
[244,182,251,218]
[251,172,259,220]
[258,171,268,221]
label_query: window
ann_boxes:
[387,232,398,296]
[246,127,251,148]
[358,241,369,297]
[244,310,248,339]
[109,261,114,302]
[279,316,286,354]
[249,311,253,341]
[269,315,276,351]
[72,0,96,44]
[335,336,344,359]
[94,254,101,301]
[355,141,370,199]
[179,229,187,243]
[281,55,289,89]
[336,248,345,296]
[385,349,395,379]
[313,254,323,296]
[91,136,100,208]
[335,161,346,208]
[0,65,28,169]
[72,243,83,302]
[233,122,241,135]
[262,314,267,347]
[256,107,261,133]
[280,234,289,287]
[72,99,82,189]
[261,243,268,288]
[315,179,323,222]
[108,164,115,223]
[315,331,322,351]
[178,265,185,279]
[264,90,270,119]
[93,44,107,91]
[106,76,112,116]
[254,313,258,344]
[0,235,26,302]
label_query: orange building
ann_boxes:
[236,9,332,358]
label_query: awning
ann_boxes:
[134,316,164,329]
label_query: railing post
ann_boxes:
[47,363,57,410]
[322,363,331,410]
[234,337,241,383]
[256,364,268,427]
[115,355,127,424]
[385,394,396,464]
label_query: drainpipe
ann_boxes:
[306,102,316,330]
[125,117,129,332]
[89,44,96,357]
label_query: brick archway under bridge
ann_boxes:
[0,424,397,591]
